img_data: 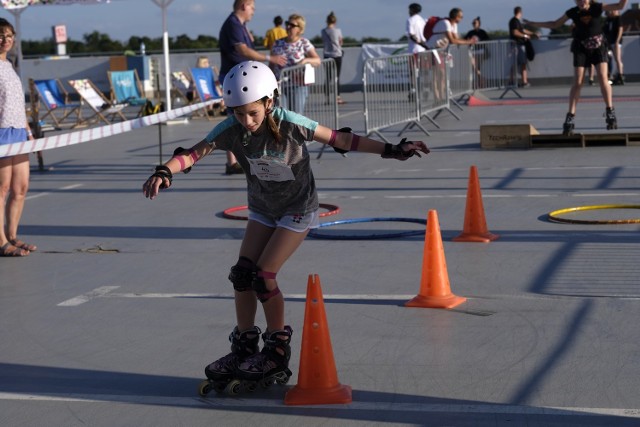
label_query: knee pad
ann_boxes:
[228,256,256,292]
[252,270,281,303]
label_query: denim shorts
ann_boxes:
[248,209,320,233]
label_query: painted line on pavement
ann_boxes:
[57,286,121,307]
[0,392,638,418]
[26,184,83,201]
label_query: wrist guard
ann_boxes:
[152,165,173,189]
[381,138,419,161]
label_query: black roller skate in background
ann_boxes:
[562,112,575,136]
[605,107,617,131]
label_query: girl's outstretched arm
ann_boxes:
[143,138,214,199]
[313,124,430,159]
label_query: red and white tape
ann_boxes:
[0,99,220,158]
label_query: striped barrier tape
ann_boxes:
[0,99,220,159]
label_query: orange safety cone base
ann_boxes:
[452,232,499,243]
[284,383,353,406]
[405,293,467,309]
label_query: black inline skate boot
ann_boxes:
[605,107,617,131]
[612,74,625,86]
[199,326,261,395]
[562,112,575,136]
[230,326,294,394]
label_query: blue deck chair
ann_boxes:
[189,67,224,119]
[32,78,82,129]
[107,69,148,117]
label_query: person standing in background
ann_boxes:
[263,15,286,50]
[0,18,37,257]
[270,14,321,114]
[509,6,537,88]
[219,0,286,175]
[406,3,426,101]
[603,9,624,85]
[321,11,345,104]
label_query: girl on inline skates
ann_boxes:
[142,60,430,394]
[524,0,628,135]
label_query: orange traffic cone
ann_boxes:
[405,210,467,309]
[284,274,352,405]
[453,165,499,243]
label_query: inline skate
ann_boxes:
[605,107,617,131]
[226,326,294,395]
[199,326,261,396]
[562,112,575,136]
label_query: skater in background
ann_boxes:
[525,0,628,135]
[142,61,429,391]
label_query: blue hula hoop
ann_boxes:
[307,217,427,240]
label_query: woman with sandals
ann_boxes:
[0,18,37,257]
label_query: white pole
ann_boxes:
[151,0,174,110]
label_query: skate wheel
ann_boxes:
[260,378,275,388]
[225,379,242,395]
[198,379,212,397]
[276,375,290,385]
[245,381,257,392]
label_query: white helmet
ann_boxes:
[222,61,278,108]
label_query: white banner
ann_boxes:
[1,0,108,9]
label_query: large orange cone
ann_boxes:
[284,274,352,405]
[405,210,467,309]
[453,165,499,243]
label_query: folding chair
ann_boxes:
[107,69,148,117]
[189,67,224,119]
[68,79,127,126]
[171,71,195,106]
[31,78,82,129]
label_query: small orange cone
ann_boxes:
[453,165,499,243]
[405,210,467,309]
[284,274,352,405]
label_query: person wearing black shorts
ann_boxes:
[525,0,628,134]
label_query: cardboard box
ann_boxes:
[480,124,539,149]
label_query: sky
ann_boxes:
[0,0,632,44]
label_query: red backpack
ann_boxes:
[423,16,442,41]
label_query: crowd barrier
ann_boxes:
[362,39,522,140]
[278,58,339,158]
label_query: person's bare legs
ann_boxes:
[1,154,32,253]
[568,66,586,114]
[595,62,613,108]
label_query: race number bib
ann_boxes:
[248,158,295,182]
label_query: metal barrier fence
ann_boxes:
[277,58,338,128]
[363,53,430,143]
[417,48,458,125]
[361,40,523,142]
[470,40,521,97]
[278,59,339,158]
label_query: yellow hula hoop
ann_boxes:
[547,204,640,224]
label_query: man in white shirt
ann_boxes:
[406,3,426,53]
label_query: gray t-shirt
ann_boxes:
[321,27,343,58]
[205,107,319,218]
